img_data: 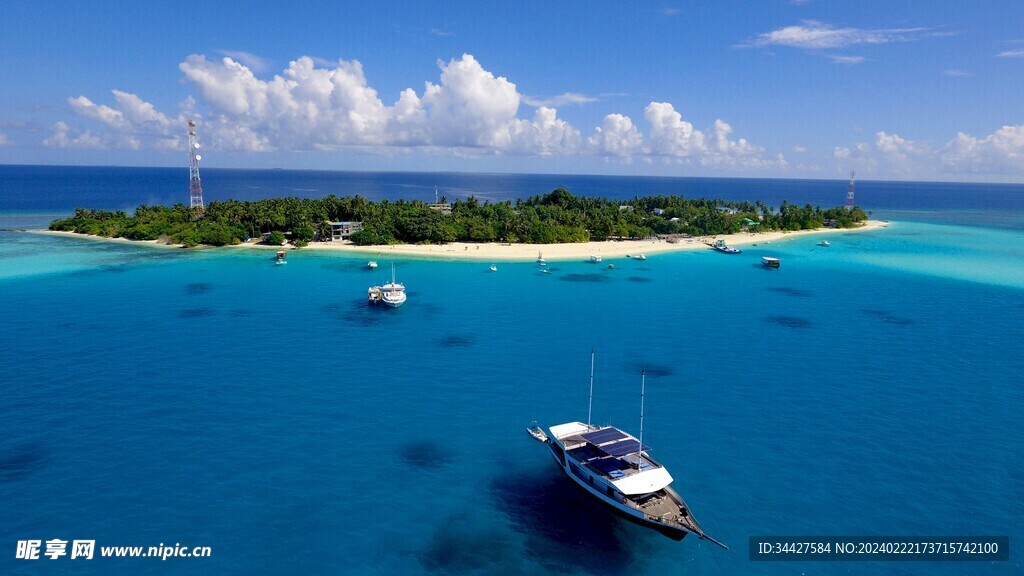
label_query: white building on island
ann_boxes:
[330,221,363,241]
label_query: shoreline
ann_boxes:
[31,220,889,261]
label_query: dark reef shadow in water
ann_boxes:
[628,363,674,378]
[0,443,47,482]
[184,282,213,295]
[766,286,814,298]
[178,308,216,319]
[487,470,635,574]
[417,301,443,317]
[862,309,915,326]
[398,440,454,470]
[559,273,610,283]
[418,511,522,574]
[227,309,252,317]
[764,315,813,329]
[439,335,474,348]
[337,301,384,327]
[626,276,652,283]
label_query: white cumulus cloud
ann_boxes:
[642,103,765,166]
[939,125,1024,175]
[216,50,272,73]
[588,114,644,157]
[42,121,105,149]
[50,52,777,171]
[832,125,1024,179]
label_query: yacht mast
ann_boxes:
[638,369,646,459]
[587,348,595,428]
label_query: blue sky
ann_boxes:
[1,1,1022,181]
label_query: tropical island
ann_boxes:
[48,188,868,252]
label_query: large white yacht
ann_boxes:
[527,362,726,547]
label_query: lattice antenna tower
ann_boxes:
[188,119,204,213]
[846,170,855,209]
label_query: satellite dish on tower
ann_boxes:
[195,154,202,161]
[193,142,201,149]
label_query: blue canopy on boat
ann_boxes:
[581,427,627,445]
[597,439,649,457]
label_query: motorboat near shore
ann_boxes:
[712,239,741,254]
[761,256,780,268]
[275,250,287,265]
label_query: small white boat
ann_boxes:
[537,252,546,265]
[367,260,379,269]
[540,269,552,274]
[526,423,548,442]
[275,250,288,265]
[590,254,603,263]
[817,240,830,247]
[489,264,498,272]
[635,253,647,261]
[761,256,781,268]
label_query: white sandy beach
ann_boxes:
[34,220,888,261]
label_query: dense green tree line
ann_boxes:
[49,189,867,247]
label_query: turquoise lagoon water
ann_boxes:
[1,171,1022,575]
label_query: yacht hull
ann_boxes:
[545,441,690,541]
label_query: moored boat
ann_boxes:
[590,254,603,263]
[526,422,548,442]
[712,239,741,254]
[275,250,288,265]
[537,251,546,266]
[367,260,378,269]
[367,285,382,304]
[817,240,830,247]
[761,256,780,268]
[380,263,407,308]
[635,253,647,261]
[529,353,727,548]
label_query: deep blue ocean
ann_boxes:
[0,166,1021,575]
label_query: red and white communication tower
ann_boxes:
[188,119,204,213]
[846,170,855,209]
